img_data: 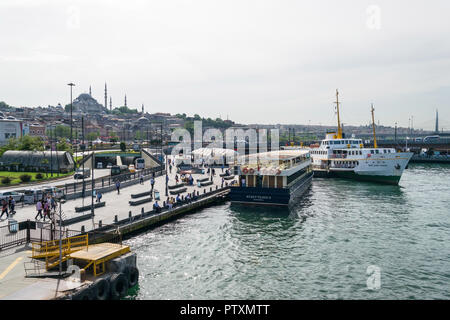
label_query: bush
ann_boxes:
[19,174,32,182]
[1,177,11,184]
[36,173,44,179]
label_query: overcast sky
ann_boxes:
[1,0,449,129]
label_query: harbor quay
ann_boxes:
[0,166,234,232]
[0,165,236,300]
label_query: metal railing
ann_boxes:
[62,165,165,197]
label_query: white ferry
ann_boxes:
[309,90,413,185]
[230,150,313,206]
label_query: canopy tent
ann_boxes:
[174,148,238,166]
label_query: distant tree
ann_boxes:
[112,106,139,115]
[120,142,126,152]
[57,139,71,151]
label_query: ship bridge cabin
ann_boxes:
[237,150,312,189]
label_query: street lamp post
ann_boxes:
[68,83,75,171]
[165,149,168,197]
[58,198,66,277]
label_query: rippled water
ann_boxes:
[124,164,450,299]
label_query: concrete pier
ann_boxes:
[0,165,236,300]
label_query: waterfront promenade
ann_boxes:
[0,165,236,300]
[0,167,234,233]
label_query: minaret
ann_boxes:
[435,109,439,133]
[110,96,112,111]
[104,83,107,111]
[124,95,127,107]
[142,104,144,115]
[89,86,92,96]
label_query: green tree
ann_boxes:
[120,142,126,152]
[57,139,71,151]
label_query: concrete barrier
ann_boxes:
[129,197,153,206]
[169,187,187,195]
[130,191,152,199]
[75,201,106,212]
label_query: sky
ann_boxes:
[0,0,449,130]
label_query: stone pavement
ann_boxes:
[0,166,236,234]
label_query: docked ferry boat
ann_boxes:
[310,90,413,185]
[310,133,412,184]
[230,150,313,206]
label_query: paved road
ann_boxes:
[0,167,236,233]
[0,169,112,193]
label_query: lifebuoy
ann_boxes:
[92,278,110,300]
[242,168,248,174]
[110,272,129,299]
[249,168,255,174]
[126,266,139,288]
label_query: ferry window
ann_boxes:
[383,150,387,153]
[376,150,380,154]
[371,150,374,154]
[359,151,362,155]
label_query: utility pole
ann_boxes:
[50,125,53,177]
[58,198,65,278]
[395,122,397,143]
[68,82,75,171]
[82,116,85,206]
[160,122,163,176]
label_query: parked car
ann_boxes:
[0,191,25,202]
[74,168,91,179]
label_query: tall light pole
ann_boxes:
[68,83,75,171]
[160,122,163,176]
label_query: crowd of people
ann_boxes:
[34,194,58,221]
[1,155,234,223]
[0,196,16,220]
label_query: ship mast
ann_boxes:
[371,103,378,148]
[334,89,343,139]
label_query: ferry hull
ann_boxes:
[329,170,401,185]
[230,172,313,206]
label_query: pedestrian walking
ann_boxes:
[169,164,172,174]
[116,180,121,194]
[8,196,16,215]
[43,201,50,221]
[0,199,9,219]
[150,177,155,191]
[50,196,57,213]
[175,175,179,184]
[166,174,169,185]
[139,173,144,185]
[221,164,224,173]
[96,190,102,203]
[221,177,224,188]
[35,200,43,220]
